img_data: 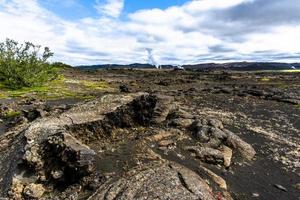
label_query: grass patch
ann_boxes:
[0,92,7,99]
[0,75,77,99]
[2,110,21,119]
[253,69,300,73]
[280,69,300,73]
[0,74,112,100]
[80,80,109,90]
[260,77,271,82]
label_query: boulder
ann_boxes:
[199,166,227,190]
[208,118,224,129]
[46,132,96,180]
[119,84,130,93]
[225,130,256,160]
[185,146,224,165]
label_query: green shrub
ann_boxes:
[51,62,72,69]
[0,38,56,89]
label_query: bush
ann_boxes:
[51,62,72,69]
[0,38,57,89]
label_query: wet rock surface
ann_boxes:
[0,69,299,200]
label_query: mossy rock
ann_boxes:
[2,110,21,119]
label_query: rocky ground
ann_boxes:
[0,68,299,200]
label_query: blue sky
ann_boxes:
[40,0,189,20]
[124,0,188,13]
[0,0,300,65]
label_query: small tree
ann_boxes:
[0,38,56,89]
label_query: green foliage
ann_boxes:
[0,74,110,100]
[0,38,56,89]
[2,110,21,119]
[51,62,72,69]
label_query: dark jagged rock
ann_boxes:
[22,108,44,122]
[0,68,299,200]
[0,93,181,199]
[119,84,130,93]
[185,146,225,164]
[46,132,96,181]
[189,118,256,162]
[1,93,146,198]
[0,92,258,200]
[88,161,215,200]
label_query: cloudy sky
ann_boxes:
[0,0,299,65]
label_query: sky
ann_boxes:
[0,0,300,65]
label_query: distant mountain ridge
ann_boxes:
[77,62,300,71]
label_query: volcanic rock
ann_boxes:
[88,161,216,200]
[23,183,45,199]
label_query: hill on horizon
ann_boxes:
[77,62,300,71]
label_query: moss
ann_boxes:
[0,74,77,99]
[253,69,300,73]
[80,80,109,90]
[280,69,300,73]
[0,74,112,100]
[3,110,21,119]
[0,92,8,99]
[260,77,270,82]
[296,104,300,110]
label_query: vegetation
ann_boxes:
[0,38,57,89]
[260,77,271,82]
[80,80,109,90]
[2,110,21,119]
[51,62,72,69]
[0,74,112,100]
[253,69,300,73]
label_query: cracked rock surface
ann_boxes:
[0,93,255,199]
[0,69,299,200]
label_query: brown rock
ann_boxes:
[199,166,227,190]
[151,131,173,141]
[208,118,224,129]
[23,183,45,199]
[185,146,224,164]
[170,118,194,128]
[158,139,175,147]
[225,130,256,160]
[222,145,233,167]
[9,178,24,200]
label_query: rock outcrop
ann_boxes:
[0,93,256,199]
[88,161,215,200]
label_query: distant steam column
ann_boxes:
[146,48,161,69]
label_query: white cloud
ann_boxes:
[0,0,299,65]
[236,26,300,54]
[94,0,124,18]
[184,0,253,13]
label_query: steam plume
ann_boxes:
[146,48,160,69]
